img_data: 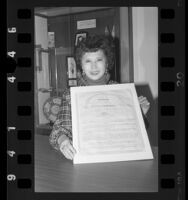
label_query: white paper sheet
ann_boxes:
[71,83,153,164]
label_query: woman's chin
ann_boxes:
[88,76,100,81]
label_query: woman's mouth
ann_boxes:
[90,71,99,75]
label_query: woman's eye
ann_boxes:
[85,60,91,63]
[97,59,103,62]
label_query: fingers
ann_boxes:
[69,143,77,155]
[141,101,150,107]
[60,140,76,160]
[62,148,73,160]
[138,96,150,115]
[138,96,150,106]
[138,96,146,102]
[60,145,74,160]
[69,140,77,154]
[138,95,144,99]
[63,148,74,160]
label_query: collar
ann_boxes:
[77,72,111,86]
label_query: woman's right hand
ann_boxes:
[59,139,76,160]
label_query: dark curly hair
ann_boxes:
[74,34,115,72]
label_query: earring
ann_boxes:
[105,68,108,74]
[82,70,85,76]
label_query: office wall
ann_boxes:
[132,7,158,146]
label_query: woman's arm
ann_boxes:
[49,89,72,152]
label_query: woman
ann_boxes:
[49,35,150,160]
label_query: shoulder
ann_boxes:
[62,88,71,101]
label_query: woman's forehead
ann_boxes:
[82,50,105,58]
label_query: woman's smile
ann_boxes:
[90,71,100,75]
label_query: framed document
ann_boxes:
[75,32,88,46]
[71,83,153,164]
[67,56,77,79]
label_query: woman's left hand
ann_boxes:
[138,96,150,115]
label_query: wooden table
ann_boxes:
[35,135,158,192]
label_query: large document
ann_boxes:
[71,83,153,164]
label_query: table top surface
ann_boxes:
[35,134,158,192]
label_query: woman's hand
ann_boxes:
[59,139,76,160]
[138,96,150,116]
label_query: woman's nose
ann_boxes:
[91,62,97,69]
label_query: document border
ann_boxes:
[71,83,153,164]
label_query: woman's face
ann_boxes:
[81,50,107,81]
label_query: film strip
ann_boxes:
[6,1,185,199]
